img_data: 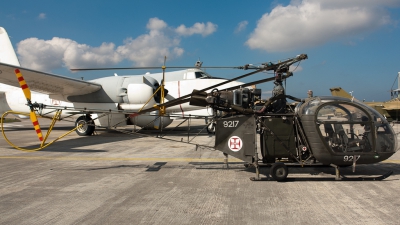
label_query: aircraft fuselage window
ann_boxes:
[195,72,202,78]
[184,71,211,80]
[195,72,211,79]
[184,72,195,79]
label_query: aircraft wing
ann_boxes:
[383,105,400,111]
[0,62,102,96]
[382,99,400,110]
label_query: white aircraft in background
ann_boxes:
[0,27,246,136]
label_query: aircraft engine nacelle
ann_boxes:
[126,83,157,106]
[129,114,173,129]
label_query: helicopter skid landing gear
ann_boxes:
[330,164,393,181]
[341,171,393,181]
[249,164,261,181]
[330,164,342,181]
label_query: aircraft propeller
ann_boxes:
[14,69,44,142]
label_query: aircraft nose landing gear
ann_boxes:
[75,115,95,136]
[206,122,216,134]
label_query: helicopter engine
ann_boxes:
[203,88,262,111]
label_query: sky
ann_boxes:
[1,0,400,101]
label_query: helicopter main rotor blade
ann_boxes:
[70,54,307,72]
[70,66,243,71]
[128,54,308,117]
[223,73,293,92]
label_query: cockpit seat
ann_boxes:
[333,124,364,152]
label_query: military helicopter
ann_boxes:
[148,53,397,181]
[3,53,398,181]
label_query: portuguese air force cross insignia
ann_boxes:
[228,136,242,152]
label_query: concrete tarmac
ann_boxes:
[1,118,400,225]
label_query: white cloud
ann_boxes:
[38,13,46,19]
[64,42,123,69]
[146,17,167,30]
[16,18,217,71]
[175,22,218,37]
[17,37,122,71]
[116,17,185,66]
[235,21,248,33]
[17,37,71,71]
[246,0,397,52]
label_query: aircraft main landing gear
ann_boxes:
[75,115,95,136]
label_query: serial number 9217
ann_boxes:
[223,121,239,128]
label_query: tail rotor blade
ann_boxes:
[30,111,44,142]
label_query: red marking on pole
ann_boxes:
[33,121,39,126]
[21,84,28,89]
[35,129,42,134]
[15,69,20,73]
[17,76,24,82]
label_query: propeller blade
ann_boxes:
[30,110,44,142]
[14,69,31,100]
[165,94,175,101]
[143,76,159,89]
[14,69,44,142]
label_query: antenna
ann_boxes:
[398,72,400,98]
[195,58,203,68]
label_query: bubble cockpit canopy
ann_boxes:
[297,96,398,154]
